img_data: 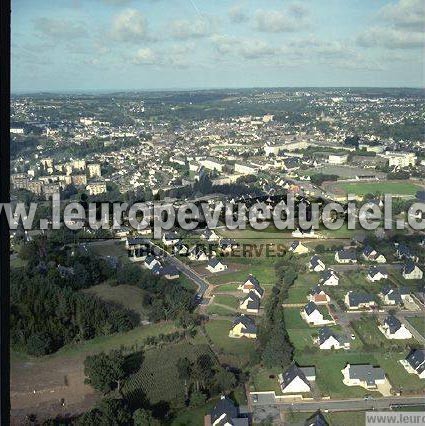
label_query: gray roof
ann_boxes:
[210,396,238,425]
[281,364,310,390]
[232,315,257,334]
[244,291,261,310]
[304,301,319,316]
[318,326,342,345]
[320,269,338,282]
[406,349,425,374]
[208,257,223,268]
[348,292,375,307]
[383,315,402,334]
[310,255,323,268]
[337,249,356,260]
[305,412,329,426]
[347,364,385,386]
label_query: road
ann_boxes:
[146,240,211,300]
[252,394,425,412]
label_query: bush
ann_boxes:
[26,332,54,356]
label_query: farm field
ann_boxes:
[81,283,148,320]
[121,342,217,407]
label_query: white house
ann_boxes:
[367,266,388,282]
[307,286,330,305]
[316,326,349,350]
[237,275,264,298]
[401,349,425,379]
[289,241,309,255]
[345,291,376,310]
[335,249,357,264]
[144,255,161,270]
[162,231,180,247]
[206,257,227,273]
[301,302,332,326]
[309,255,325,272]
[239,291,261,314]
[379,315,413,340]
[188,245,209,261]
[341,364,387,391]
[279,364,316,394]
[200,229,220,242]
[362,245,386,263]
[320,269,339,286]
[402,262,423,280]
[379,286,403,306]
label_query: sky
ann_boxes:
[11,0,425,92]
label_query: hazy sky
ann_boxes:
[12,0,425,91]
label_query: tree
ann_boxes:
[215,369,237,392]
[189,390,207,407]
[133,408,160,426]
[84,350,126,393]
[262,317,293,369]
[26,332,54,356]
[176,357,192,400]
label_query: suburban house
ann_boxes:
[200,229,220,242]
[362,245,386,263]
[206,258,228,273]
[402,262,423,280]
[305,412,329,426]
[229,315,257,339]
[396,244,418,262]
[144,255,161,270]
[379,315,412,340]
[335,249,357,264]
[188,245,209,261]
[319,269,339,286]
[292,228,316,239]
[162,231,180,247]
[367,266,388,282]
[173,242,189,256]
[401,349,425,379]
[238,275,264,298]
[301,301,331,326]
[341,364,387,391]
[316,326,349,350]
[289,240,309,255]
[379,285,403,306]
[307,286,330,305]
[218,238,238,254]
[239,291,261,314]
[309,255,326,272]
[204,395,249,426]
[344,291,376,310]
[126,238,149,261]
[278,363,316,394]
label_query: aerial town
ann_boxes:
[9,88,425,425]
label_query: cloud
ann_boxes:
[228,5,249,24]
[132,47,157,64]
[211,35,276,59]
[288,3,309,19]
[380,0,425,31]
[357,27,424,49]
[254,10,303,33]
[169,16,216,39]
[111,9,148,42]
[33,17,88,39]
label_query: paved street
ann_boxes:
[253,395,425,410]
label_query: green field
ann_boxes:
[213,294,240,309]
[204,319,256,367]
[406,317,425,338]
[81,282,148,320]
[206,305,235,316]
[122,342,218,406]
[330,181,421,197]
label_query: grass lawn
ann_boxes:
[284,308,309,329]
[332,181,421,197]
[407,317,425,338]
[213,294,240,309]
[204,319,257,367]
[206,305,235,316]
[81,282,148,319]
[250,366,282,394]
[286,273,317,304]
[12,322,179,363]
[286,411,367,426]
[295,351,382,398]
